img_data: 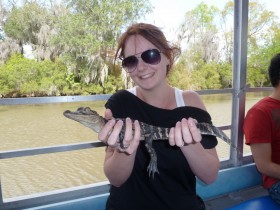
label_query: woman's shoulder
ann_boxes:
[182,90,199,97]
[106,90,135,107]
[181,90,206,111]
[110,89,134,99]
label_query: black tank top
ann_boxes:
[105,90,217,210]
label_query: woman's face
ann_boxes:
[123,35,170,91]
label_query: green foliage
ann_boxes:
[36,60,68,95]
[3,0,152,92]
[1,0,280,97]
[178,2,219,65]
[246,66,267,87]
[52,0,152,84]
[0,50,128,97]
[247,1,276,51]
[169,60,230,90]
[191,63,222,90]
[0,54,36,96]
[175,0,280,90]
[103,75,126,94]
[4,2,49,44]
[81,83,103,95]
[168,56,192,89]
[247,26,280,87]
[0,54,68,97]
[258,27,280,61]
[190,2,218,30]
[217,62,232,88]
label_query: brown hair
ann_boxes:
[268,53,280,87]
[114,23,180,74]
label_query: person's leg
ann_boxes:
[269,181,280,205]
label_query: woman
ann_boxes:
[98,23,220,210]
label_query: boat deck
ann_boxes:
[205,185,268,210]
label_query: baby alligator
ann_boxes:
[63,107,231,178]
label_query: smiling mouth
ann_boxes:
[140,72,155,79]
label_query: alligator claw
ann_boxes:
[144,139,160,178]
[147,159,159,178]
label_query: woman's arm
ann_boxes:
[98,109,141,187]
[181,141,219,184]
[169,91,220,184]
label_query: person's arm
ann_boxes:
[169,118,220,184]
[169,91,220,184]
[98,109,141,187]
[250,143,280,179]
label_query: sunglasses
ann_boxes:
[121,49,161,73]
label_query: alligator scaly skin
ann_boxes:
[63,107,231,178]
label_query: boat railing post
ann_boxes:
[230,0,249,166]
[0,177,4,208]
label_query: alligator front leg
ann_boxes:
[144,135,159,178]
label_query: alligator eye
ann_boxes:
[85,107,94,113]
[84,107,95,114]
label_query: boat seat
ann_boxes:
[225,195,280,210]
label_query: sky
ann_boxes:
[143,0,280,41]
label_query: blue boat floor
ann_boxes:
[204,185,268,210]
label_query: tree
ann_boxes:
[3,0,152,88]
[247,1,277,52]
[0,54,38,96]
[0,0,22,63]
[4,2,50,52]
[0,53,68,97]
[51,0,152,85]
[174,0,279,90]
[247,26,280,87]
[168,55,192,90]
[0,37,21,64]
[0,0,8,40]
[191,63,221,90]
[177,2,219,67]
[219,1,234,64]
[217,62,232,88]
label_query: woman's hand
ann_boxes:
[98,109,141,154]
[101,109,141,186]
[168,117,202,147]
